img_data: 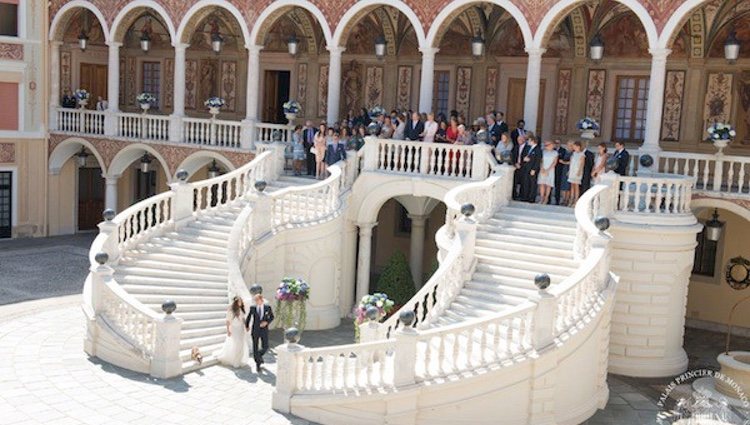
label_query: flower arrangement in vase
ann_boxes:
[204,97,226,116]
[369,106,385,119]
[136,92,156,113]
[283,100,301,123]
[74,89,90,108]
[274,277,310,332]
[576,117,600,139]
[707,122,736,155]
[353,292,395,342]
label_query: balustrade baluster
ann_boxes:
[738,163,746,194]
[727,163,736,193]
[452,332,462,371]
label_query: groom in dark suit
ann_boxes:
[245,294,274,372]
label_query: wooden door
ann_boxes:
[0,171,10,238]
[263,70,279,123]
[79,63,108,109]
[77,168,104,231]
[506,78,546,136]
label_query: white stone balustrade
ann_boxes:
[658,150,750,198]
[612,173,695,225]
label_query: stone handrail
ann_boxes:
[659,150,750,197]
[361,137,493,181]
[270,163,345,229]
[56,108,105,135]
[112,191,174,254]
[116,112,170,141]
[255,122,293,144]
[182,117,242,148]
[612,173,695,225]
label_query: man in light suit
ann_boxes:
[245,294,274,372]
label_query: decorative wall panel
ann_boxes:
[185,60,197,110]
[220,61,237,112]
[661,70,685,141]
[703,72,733,134]
[296,63,307,116]
[318,65,329,118]
[396,66,412,111]
[365,66,384,109]
[554,69,572,134]
[60,51,71,97]
[484,67,498,114]
[164,58,174,108]
[455,66,472,119]
[0,143,14,163]
[585,69,606,125]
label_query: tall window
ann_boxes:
[433,71,450,117]
[141,62,161,108]
[0,1,18,37]
[693,226,719,277]
[613,76,649,142]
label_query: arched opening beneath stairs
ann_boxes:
[108,144,171,213]
[48,138,108,234]
[175,151,235,182]
[687,200,750,338]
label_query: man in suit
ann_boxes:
[581,141,595,193]
[487,115,502,147]
[511,134,529,200]
[510,120,527,145]
[553,140,567,205]
[245,294,274,372]
[613,141,630,176]
[520,135,542,202]
[495,111,509,135]
[302,121,317,176]
[404,111,424,141]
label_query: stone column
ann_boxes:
[418,47,439,113]
[49,41,62,130]
[104,176,119,212]
[523,47,546,135]
[355,222,377,302]
[104,42,121,136]
[340,220,358,314]
[640,48,671,165]
[608,216,701,377]
[169,43,188,143]
[242,45,263,150]
[408,214,428,289]
[326,46,345,125]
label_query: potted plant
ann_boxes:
[707,122,736,155]
[369,106,385,119]
[74,89,90,108]
[204,96,226,116]
[283,100,301,123]
[576,117,600,140]
[353,292,395,342]
[274,277,310,333]
[136,92,156,113]
[375,251,416,309]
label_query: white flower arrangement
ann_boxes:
[136,92,156,105]
[73,89,90,101]
[576,117,600,131]
[707,122,736,141]
[204,97,226,109]
[283,100,301,114]
[369,106,385,118]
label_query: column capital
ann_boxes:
[648,48,672,59]
[106,41,123,48]
[172,42,190,51]
[407,213,429,223]
[326,45,346,56]
[357,221,378,235]
[419,46,439,57]
[246,44,264,55]
[50,40,63,47]
[525,47,547,58]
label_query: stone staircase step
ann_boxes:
[179,334,226,351]
[475,238,573,255]
[508,200,574,214]
[144,239,227,254]
[115,266,227,282]
[475,262,573,280]
[136,293,228,305]
[123,284,228,297]
[459,286,530,304]
[475,233,573,250]
[176,310,228,321]
[500,204,575,220]
[177,227,232,240]
[478,228,576,243]
[117,260,228,276]
[181,325,227,340]
[143,303,228,313]
[187,221,234,232]
[181,318,228,330]
[120,255,227,270]
[488,214,575,228]
[163,231,229,246]
[117,277,227,291]
[473,250,578,268]
[139,245,227,261]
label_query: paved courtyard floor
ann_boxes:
[0,235,748,424]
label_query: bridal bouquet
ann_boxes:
[275,277,310,332]
[707,122,736,141]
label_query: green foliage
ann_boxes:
[375,251,416,305]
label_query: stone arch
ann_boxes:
[108,143,170,180]
[353,178,453,224]
[332,0,426,49]
[659,0,712,49]
[426,0,531,50]
[249,0,333,48]
[110,0,177,44]
[692,198,750,225]
[175,150,236,180]
[49,137,107,175]
[176,0,250,46]
[49,0,110,43]
[533,0,658,51]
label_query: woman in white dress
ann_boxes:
[567,141,584,207]
[537,141,559,205]
[591,142,609,183]
[216,296,249,368]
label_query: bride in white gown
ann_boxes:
[215,296,249,368]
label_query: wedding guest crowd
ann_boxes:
[288,107,630,203]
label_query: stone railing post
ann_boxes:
[362,137,378,171]
[169,115,183,143]
[272,329,304,413]
[169,170,195,229]
[532,275,557,349]
[90,252,114,315]
[150,302,183,379]
[712,152,724,192]
[97,209,120,262]
[393,311,419,387]
[250,181,273,240]
[470,143,491,180]
[104,111,117,137]
[418,143,430,175]
[241,119,255,150]
[454,204,477,275]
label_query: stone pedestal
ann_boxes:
[608,219,702,377]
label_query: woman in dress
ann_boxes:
[537,141,559,205]
[325,128,338,167]
[591,142,609,183]
[314,124,327,179]
[216,296,249,368]
[422,113,438,143]
[291,125,305,176]
[495,132,513,161]
[435,120,448,143]
[393,112,407,140]
[567,141,584,207]
[445,117,459,144]
[379,116,394,139]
